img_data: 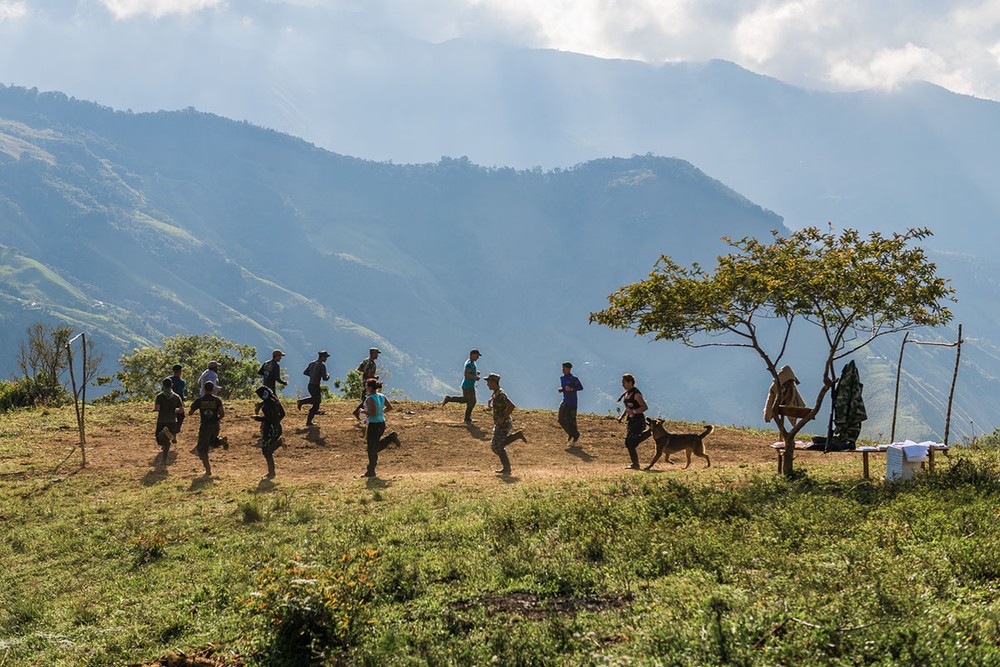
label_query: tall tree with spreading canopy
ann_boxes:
[590,226,955,475]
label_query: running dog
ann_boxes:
[644,418,713,470]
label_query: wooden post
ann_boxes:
[943,324,962,447]
[890,332,909,444]
[65,333,87,467]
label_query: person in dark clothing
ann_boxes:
[352,347,380,421]
[297,350,330,426]
[441,348,482,423]
[483,372,526,476]
[258,349,288,393]
[170,364,186,436]
[154,377,183,462]
[254,385,285,479]
[189,381,225,477]
[557,361,584,444]
[618,373,651,470]
[360,378,400,478]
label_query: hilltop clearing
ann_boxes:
[7,399,807,486]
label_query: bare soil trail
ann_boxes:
[44,399,784,486]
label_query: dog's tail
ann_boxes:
[700,425,714,438]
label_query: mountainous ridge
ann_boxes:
[2,82,997,442]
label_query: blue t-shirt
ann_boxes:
[560,373,583,408]
[461,360,478,390]
[367,393,386,423]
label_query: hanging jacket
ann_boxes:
[764,365,806,423]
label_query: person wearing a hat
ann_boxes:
[254,385,285,479]
[298,350,331,426]
[197,360,221,397]
[188,381,225,477]
[441,348,482,423]
[257,349,288,394]
[153,377,184,462]
[352,347,381,421]
[483,372,526,476]
[558,361,584,445]
[169,363,187,435]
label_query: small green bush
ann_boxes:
[242,551,380,665]
[0,376,60,412]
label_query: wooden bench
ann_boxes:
[769,442,948,478]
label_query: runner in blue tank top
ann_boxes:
[361,378,401,477]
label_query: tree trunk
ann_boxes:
[782,434,796,476]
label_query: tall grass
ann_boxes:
[1,445,998,665]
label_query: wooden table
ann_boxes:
[769,443,949,478]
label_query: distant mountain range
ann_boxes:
[1,80,996,443]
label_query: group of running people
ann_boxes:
[152,347,649,479]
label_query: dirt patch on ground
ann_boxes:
[44,399,781,486]
[131,646,242,666]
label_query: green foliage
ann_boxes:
[12,322,102,405]
[243,552,379,665]
[592,226,953,347]
[592,227,956,474]
[0,376,50,412]
[116,333,260,400]
[333,369,364,400]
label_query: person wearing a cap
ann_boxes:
[153,377,184,463]
[360,378,401,478]
[298,350,331,426]
[197,360,222,397]
[170,363,187,435]
[352,347,381,421]
[258,349,288,394]
[254,386,285,479]
[558,361,584,445]
[188,381,225,477]
[441,348,482,423]
[483,372,527,476]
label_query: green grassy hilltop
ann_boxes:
[1,402,998,666]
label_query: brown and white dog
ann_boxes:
[644,417,713,470]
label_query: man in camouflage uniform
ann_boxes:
[483,372,527,476]
[352,347,380,421]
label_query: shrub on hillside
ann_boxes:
[242,551,380,665]
[0,376,59,412]
[115,334,260,400]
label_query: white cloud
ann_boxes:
[733,0,833,65]
[828,43,946,90]
[98,0,227,20]
[0,1,27,20]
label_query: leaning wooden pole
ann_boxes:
[943,324,963,447]
[66,333,87,467]
[890,332,909,444]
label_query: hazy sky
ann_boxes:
[3,0,1000,102]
